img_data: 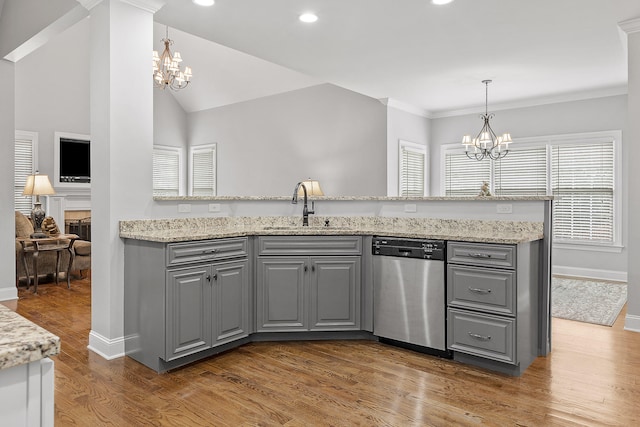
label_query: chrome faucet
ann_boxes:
[292,182,315,226]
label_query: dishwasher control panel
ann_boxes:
[372,237,445,260]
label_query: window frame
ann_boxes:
[152,145,183,197]
[15,130,38,216]
[441,130,622,251]
[398,139,428,197]
[189,143,217,197]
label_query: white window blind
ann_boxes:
[551,143,614,243]
[494,147,547,196]
[444,152,491,196]
[153,147,181,196]
[399,142,426,197]
[443,132,618,246]
[190,144,216,197]
[15,131,37,216]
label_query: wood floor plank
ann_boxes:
[4,278,640,426]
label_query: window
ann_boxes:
[399,140,427,197]
[152,146,182,196]
[189,144,216,197]
[442,131,620,247]
[15,131,38,216]
[552,143,614,243]
[494,147,547,196]
[444,151,491,196]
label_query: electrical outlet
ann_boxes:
[497,204,513,214]
[209,203,221,212]
[178,204,191,213]
[404,204,417,213]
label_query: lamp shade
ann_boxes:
[22,174,55,196]
[297,178,324,197]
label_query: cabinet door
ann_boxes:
[310,256,361,331]
[212,259,249,346]
[256,257,307,331]
[165,266,212,361]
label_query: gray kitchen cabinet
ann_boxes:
[446,240,539,376]
[212,259,250,345]
[165,265,212,361]
[256,236,362,333]
[124,237,250,372]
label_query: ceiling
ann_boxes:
[153,0,640,117]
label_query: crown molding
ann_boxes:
[379,98,430,118]
[429,85,628,119]
[619,17,640,35]
[120,0,166,13]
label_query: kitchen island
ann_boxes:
[0,304,60,426]
[121,215,547,375]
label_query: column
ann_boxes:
[83,0,163,357]
[621,18,640,331]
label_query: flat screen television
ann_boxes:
[59,138,90,183]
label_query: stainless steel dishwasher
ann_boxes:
[372,236,449,355]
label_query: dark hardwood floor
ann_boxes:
[4,277,640,426]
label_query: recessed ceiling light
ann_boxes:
[192,0,214,6]
[432,0,454,5]
[299,13,318,23]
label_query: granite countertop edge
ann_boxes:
[119,227,543,245]
[0,305,61,371]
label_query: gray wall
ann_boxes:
[430,95,629,280]
[386,106,430,196]
[188,83,388,197]
[14,17,90,179]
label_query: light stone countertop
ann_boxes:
[120,216,544,244]
[0,305,60,370]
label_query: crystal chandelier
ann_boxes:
[153,26,192,90]
[462,80,512,160]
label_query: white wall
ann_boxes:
[430,95,629,281]
[187,83,387,197]
[0,59,16,301]
[386,106,430,196]
[14,17,90,180]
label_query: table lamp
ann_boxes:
[22,172,56,238]
[297,178,324,197]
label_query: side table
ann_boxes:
[16,234,78,293]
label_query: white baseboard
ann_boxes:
[0,286,18,302]
[624,314,640,333]
[552,265,627,282]
[87,330,125,360]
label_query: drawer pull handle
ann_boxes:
[202,249,217,254]
[468,332,492,341]
[468,287,492,294]
[468,253,491,258]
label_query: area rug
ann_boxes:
[551,277,627,326]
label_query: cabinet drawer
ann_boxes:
[167,237,248,266]
[447,242,515,269]
[447,308,516,364]
[447,265,516,315]
[258,236,362,256]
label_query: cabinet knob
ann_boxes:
[304,265,308,272]
[213,274,218,281]
[311,265,315,272]
[206,275,211,282]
